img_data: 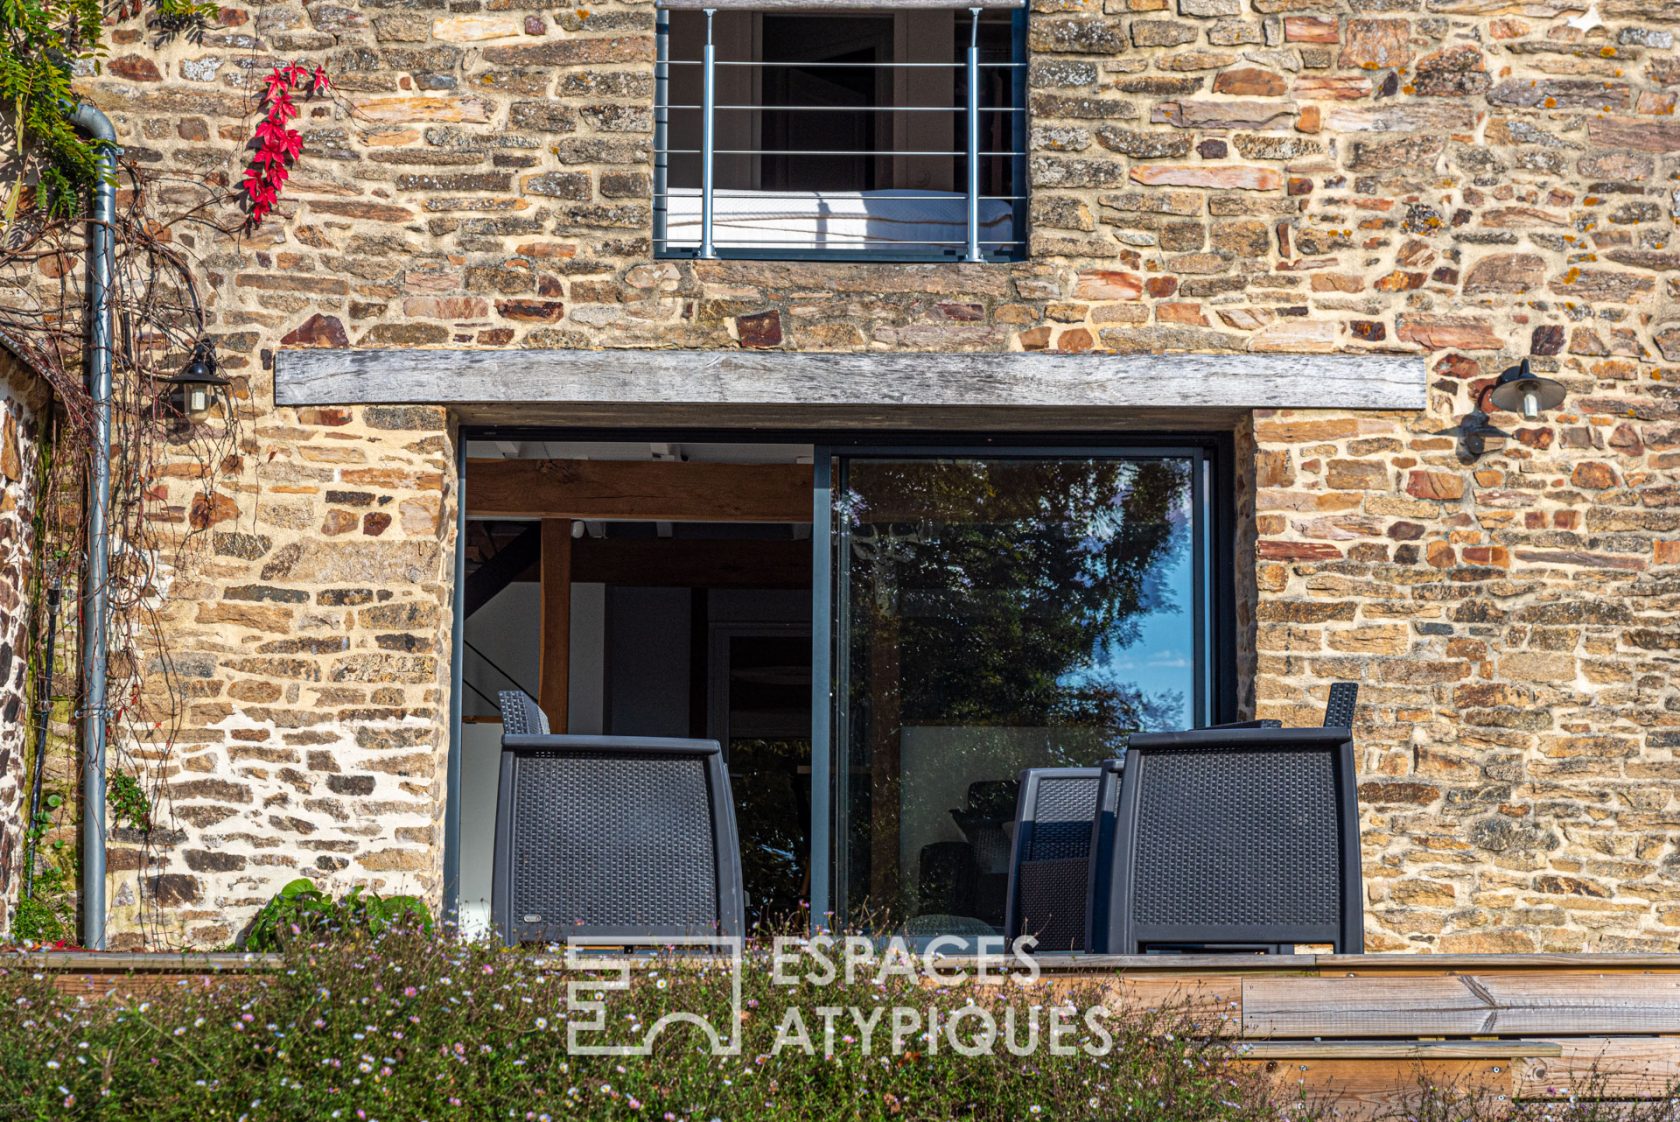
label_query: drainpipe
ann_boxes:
[70,103,117,951]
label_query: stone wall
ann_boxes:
[0,345,48,935]
[49,0,1680,947]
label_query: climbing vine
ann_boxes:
[243,62,331,227]
[1,156,244,945]
[2,0,339,945]
[1,0,225,228]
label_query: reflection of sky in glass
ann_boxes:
[1059,476,1193,732]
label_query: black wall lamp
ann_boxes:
[161,339,231,416]
[1460,358,1567,458]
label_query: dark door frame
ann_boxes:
[445,427,1237,929]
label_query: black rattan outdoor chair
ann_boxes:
[1085,724,1363,955]
[1003,767,1101,952]
[491,718,745,947]
[1322,681,1358,729]
[497,689,549,735]
[1203,681,1359,732]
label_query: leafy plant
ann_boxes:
[0,931,1318,1121]
[0,0,107,223]
[12,796,76,945]
[241,61,330,227]
[106,771,151,830]
[2,0,223,226]
[242,878,432,950]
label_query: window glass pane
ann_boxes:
[655,9,1026,259]
[834,456,1199,936]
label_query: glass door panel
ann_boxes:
[711,626,813,928]
[831,454,1204,936]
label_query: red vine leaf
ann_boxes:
[243,62,331,230]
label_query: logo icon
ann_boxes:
[564,936,744,1056]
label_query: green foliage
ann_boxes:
[13,796,75,945]
[0,0,108,221]
[151,0,218,31]
[0,932,1322,1121]
[0,0,219,223]
[242,878,433,951]
[843,458,1193,741]
[106,771,151,830]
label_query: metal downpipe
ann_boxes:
[69,102,117,951]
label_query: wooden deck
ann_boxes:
[17,951,1680,1114]
[1032,953,1680,1114]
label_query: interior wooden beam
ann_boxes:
[468,459,813,523]
[539,518,572,729]
[571,537,810,588]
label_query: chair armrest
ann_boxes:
[1203,719,1283,730]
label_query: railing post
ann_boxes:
[701,6,718,260]
[654,8,669,251]
[964,6,982,263]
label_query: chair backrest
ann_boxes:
[1322,682,1358,730]
[492,733,744,946]
[497,689,550,736]
[1086,726,1362,955]
[1004,767,1101,952]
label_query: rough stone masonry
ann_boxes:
[14,0,1679,950]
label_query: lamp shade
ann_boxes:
[1487,359,1565,420]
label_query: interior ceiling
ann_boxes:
[464,440,814,464]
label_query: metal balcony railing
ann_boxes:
[653,7,1027,263]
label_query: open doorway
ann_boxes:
[457,441,814,934]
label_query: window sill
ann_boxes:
[655,248,1025,264]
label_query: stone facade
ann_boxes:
[0,344,48,934]
[34,0,1680,948]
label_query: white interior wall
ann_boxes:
[458,579,607,937]
[461,581,539,718]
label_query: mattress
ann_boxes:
[660,187,1015,251]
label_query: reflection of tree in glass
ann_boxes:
[846,458,1192,750]
[729,737,810,927]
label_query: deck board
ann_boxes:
[1243,975,1680,1038]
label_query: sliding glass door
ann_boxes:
[820,448,1216,937]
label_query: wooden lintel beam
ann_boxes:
[468,459,813,523]
[277,348,1427,413]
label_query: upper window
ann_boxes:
[654,4,1027,263]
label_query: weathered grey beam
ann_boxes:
[660,0,1023,8]
[276,349,1427,424]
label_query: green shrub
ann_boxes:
[241,878,432,951]
[1,932,1670,1121]
[0,930,1308,1121]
